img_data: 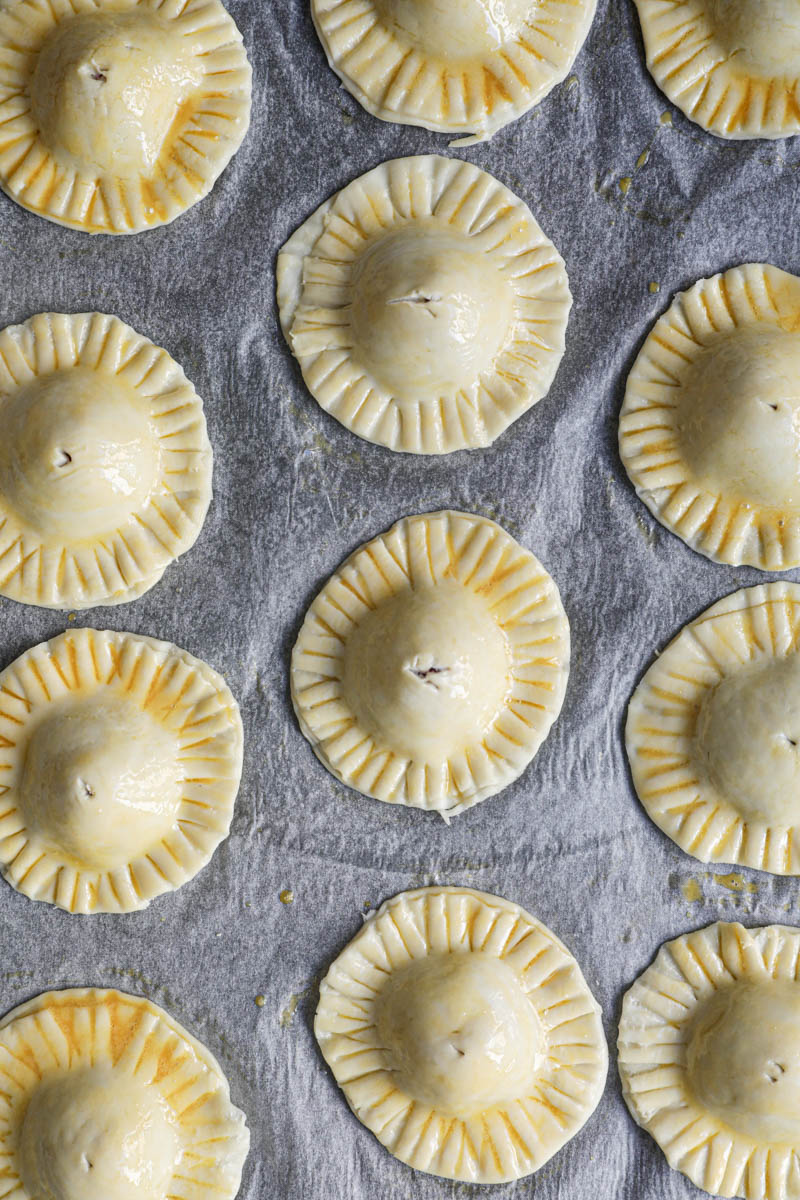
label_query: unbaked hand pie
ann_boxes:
[620,263,800,571]
[0,311,212,609]
[619,921,800,1199]
[634,0,800,139]
[291,510,569,818]
[311,0,597,143]
[0,0,251,233]
[277,155,571,454]
[316,886,607,1184]
[0,987,249,1199]
[627,581,800,876]
[0,627,243,913]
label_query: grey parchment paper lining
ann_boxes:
[0,1,798,1196]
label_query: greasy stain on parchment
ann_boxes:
[280,977,320,1029]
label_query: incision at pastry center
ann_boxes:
[350,230,514,400]
[19,693,182,870]
[372,0,532,57]
[19,1064,180,1200]
[341,579,511,759]
[695,656,800,825]
[706,0,800,74]
[676,326,800,510]
[31,11,202,177]
[687,980,800,1145]
[0,366,159,540]
[375,952,543,1115]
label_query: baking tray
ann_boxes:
[0,0,797,1195]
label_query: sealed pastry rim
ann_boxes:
[277,154,572,455]
[291,510,570,817]
[618,920,800,1200]
[310,0,598,142]
[619,263,800,571]
[315,886,608,1184]
[0,627,243,913]
[0,311,212,610]
[634,0,800,140]
[627,581,800,876]
[0,986,250,1199]
[0,0,252,234]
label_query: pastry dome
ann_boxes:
[316,887,607,1183]
[311,0,597,142]
[0,312,212,609]
[291,510,570,817]
[278,156,571,454]
[634,0,800,139]
[0,628,243,913]
[619,921,800,1199]
[620,264,800,570]
[0,988,249,1200]
[626,581,800,875]
[0,0,251,233]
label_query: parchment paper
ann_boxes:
[0,1,798,1196]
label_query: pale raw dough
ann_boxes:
[619,263,800,570]
[0,312,212,609]
[311,0,597,142]
[0,988,249,1200]
[619,921,800,1199]
[0,627,243,913]
[315,886,607,1184]
[291,510,570,817]
[0,0,251,233]
[277,155,572,454]
[634,0,800,139]
[627,582,800,875]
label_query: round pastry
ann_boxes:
[620,263,800,571]
[311,0,597,143]
[277,155,572,454]
[0,311,212,609]
[0,0,251,233]
[0,987,249,1199]
[316,886,607,1184]
[627,581,800,876]
[619,921,800,1199]
[0,627,243,913]
[634,0,800,140]
[291,510,570,818]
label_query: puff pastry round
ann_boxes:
[0,987,249,1199]
[619,921,800,1199]
[0,312,212,609]
[627,581,800,877]
[634,0,800,140]
[311,0,597,143]
[620,263,800,571]
[0,627,243,913]
[277,155,571,454]
[0,0,251,233]
[316,886,607,1184]
[291,510,570,818]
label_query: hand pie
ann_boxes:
[0,312,212,609]
[277,155,571,454]
[0,0,251,233]
[627,582,800,877]
[619,921,800,1199]
[634,0,800,139]
[0,627,243,913]
[310,0,597,143]
[0,987,249,1199]
[291,510,569,818]
[620,263,800,571]
[315,886,607,1184]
